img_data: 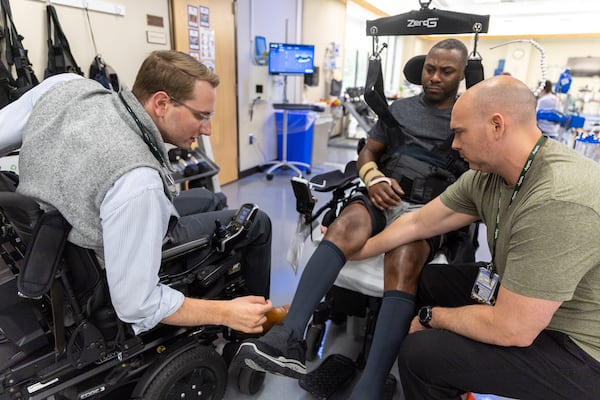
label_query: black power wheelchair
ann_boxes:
[0,171,264,399]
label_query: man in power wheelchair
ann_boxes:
[0,50,274,399]
[233,38,482,399]
[0,173,266,399]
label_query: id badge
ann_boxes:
[471,264,499,305]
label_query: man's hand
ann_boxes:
[368,177,404,210]
[408,315,427,334]
[224,296,273,333]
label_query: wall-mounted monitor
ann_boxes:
[268,43,315,75]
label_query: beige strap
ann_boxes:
[364,169,384,186]
[368,176,392,187]
[358,161,378,182]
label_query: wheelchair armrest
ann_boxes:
[161,236,211,263]
[0,192,41,214]
[161,203,259,262]
[309,161,359,192]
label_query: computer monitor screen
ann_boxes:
[268,43,315,75]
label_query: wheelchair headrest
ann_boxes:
[402,54,484,89]
[403,55,426,85]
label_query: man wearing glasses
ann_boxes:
[169,95,215,123]
[0,50,274,335]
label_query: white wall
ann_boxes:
[11,0,171,88]
[236,0,300,173]
[302,0,346,103]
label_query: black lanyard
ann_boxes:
[118,92,178,196]
[491,135,546,263]
[118,92,167,167]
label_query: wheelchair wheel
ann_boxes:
[139,344,227,400]
[305,322,325,361]
[237,365,266,395]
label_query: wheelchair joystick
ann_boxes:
[213,204,259,253]
[214,220,228,238]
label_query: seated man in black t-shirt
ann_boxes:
[233,38,471,399]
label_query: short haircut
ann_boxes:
[132,50,220,103]
[544,79,553,93]
[430,38,469,67]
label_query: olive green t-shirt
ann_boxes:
[440,139,600,361]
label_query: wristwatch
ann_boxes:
[418,306,433,328]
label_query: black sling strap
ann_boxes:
[44,4,83,78]
[363,57,399,130]
[0,11,15,107]
[0,0,38,108]
[0,59,14,108]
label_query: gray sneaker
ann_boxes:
[232,324,307,379]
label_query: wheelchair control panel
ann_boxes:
[213,203,259,253]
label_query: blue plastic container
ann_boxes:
[575,133,600,162]
[275,110,317,169]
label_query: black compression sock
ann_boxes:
[283,240,346,339]
[350,290,415,400]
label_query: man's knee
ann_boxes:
[398,330,451,383]
[398,329,477,399]
[399,330,435,364]
[397,331,441,397]
[249,209,272,242]
[324,203,371,248]
[383,241,430,291]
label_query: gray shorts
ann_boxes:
[345,190,442,261]
[384,201,423,225]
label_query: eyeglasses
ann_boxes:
[169,95,214,123]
